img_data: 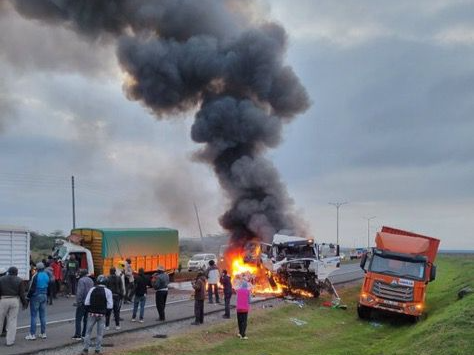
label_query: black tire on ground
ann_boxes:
[357,304,371,320]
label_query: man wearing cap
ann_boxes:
[72,269,94,340]
[25,262,50,340]
[152,266,169,321]
[0,266,28,346]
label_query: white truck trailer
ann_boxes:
[0,226,31,280]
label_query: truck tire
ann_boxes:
[357,304,371,320]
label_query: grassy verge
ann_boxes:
[121,255,474,355]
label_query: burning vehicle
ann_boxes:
[222,233,341,298]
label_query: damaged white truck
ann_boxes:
[260,233,342,298]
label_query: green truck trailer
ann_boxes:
[54,228,179,276]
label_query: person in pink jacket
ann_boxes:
[236,281,251,339]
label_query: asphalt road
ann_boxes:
[2,263,364,355]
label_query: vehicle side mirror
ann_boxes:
[430,265,437,282]
[360,253,367,273]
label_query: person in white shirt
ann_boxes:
[205,260,220,304]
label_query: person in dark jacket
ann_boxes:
[65,255,79,297]
[0,267,7,338]
[82,275,113,354]
[105,267,124,330]
[153,266,169,321]
[0,267,28,346]
[220,270,233,318]
[131,268,148,322]
[72,270,94,340]
[191,272,206,325]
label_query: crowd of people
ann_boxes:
[0,257,252,353]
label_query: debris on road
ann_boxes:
[285,299,305,308]
[153,334,168,339]
[289,318,307,326]
[369,321,383,328]
[458,286,473,299]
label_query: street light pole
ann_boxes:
[364,216,376,249]
[329,202,348,246]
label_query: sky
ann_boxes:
[0,1,473,249]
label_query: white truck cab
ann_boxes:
[53,239,95,276]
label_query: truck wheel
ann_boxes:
[357,304,371,320]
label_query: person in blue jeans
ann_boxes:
[131,268,148,322]
[25,262,50,340]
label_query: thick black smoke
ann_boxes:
[11,0,310,244]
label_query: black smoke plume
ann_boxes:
[11,0,310,245]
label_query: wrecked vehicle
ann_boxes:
[261,233,341,298]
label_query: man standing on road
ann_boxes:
[124,258,134,304]
[220,269,232,318]
[82,275,113,354]
[105,267,124,330]
[206,260,220,304]
[72,269,94,340]
[191,271,206,325]
[0,267,7,337]
[66,254,79,297]
[25,262,49,340]
[153,265,169,321]
[131,268,148,323]
[0,266,28,346]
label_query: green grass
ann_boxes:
[121,255,474,355]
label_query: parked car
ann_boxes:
[187,253,217,271]
[350,248,366,260]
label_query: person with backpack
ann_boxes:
[105,267,124,330]
[220,269,233,318]
[25,262,50,340]
[82,275,113,354]
[206,260,220,303]
[236,281,251,340]
[153,266,169,321]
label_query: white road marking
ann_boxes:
[16,298,192,330]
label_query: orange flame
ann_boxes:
[225,247,284,295]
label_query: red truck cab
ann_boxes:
[358,226,440,321]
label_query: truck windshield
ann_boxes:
[55,246,67,259]
[370,254,425,280]
[276,245,315,261]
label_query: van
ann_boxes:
[187,253,217,271]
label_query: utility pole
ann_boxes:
[71,175,76,229]
[329,201,348,246]
[364,216,376,249]
[193,202,205,251]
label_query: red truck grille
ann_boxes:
[372,281,414,302]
